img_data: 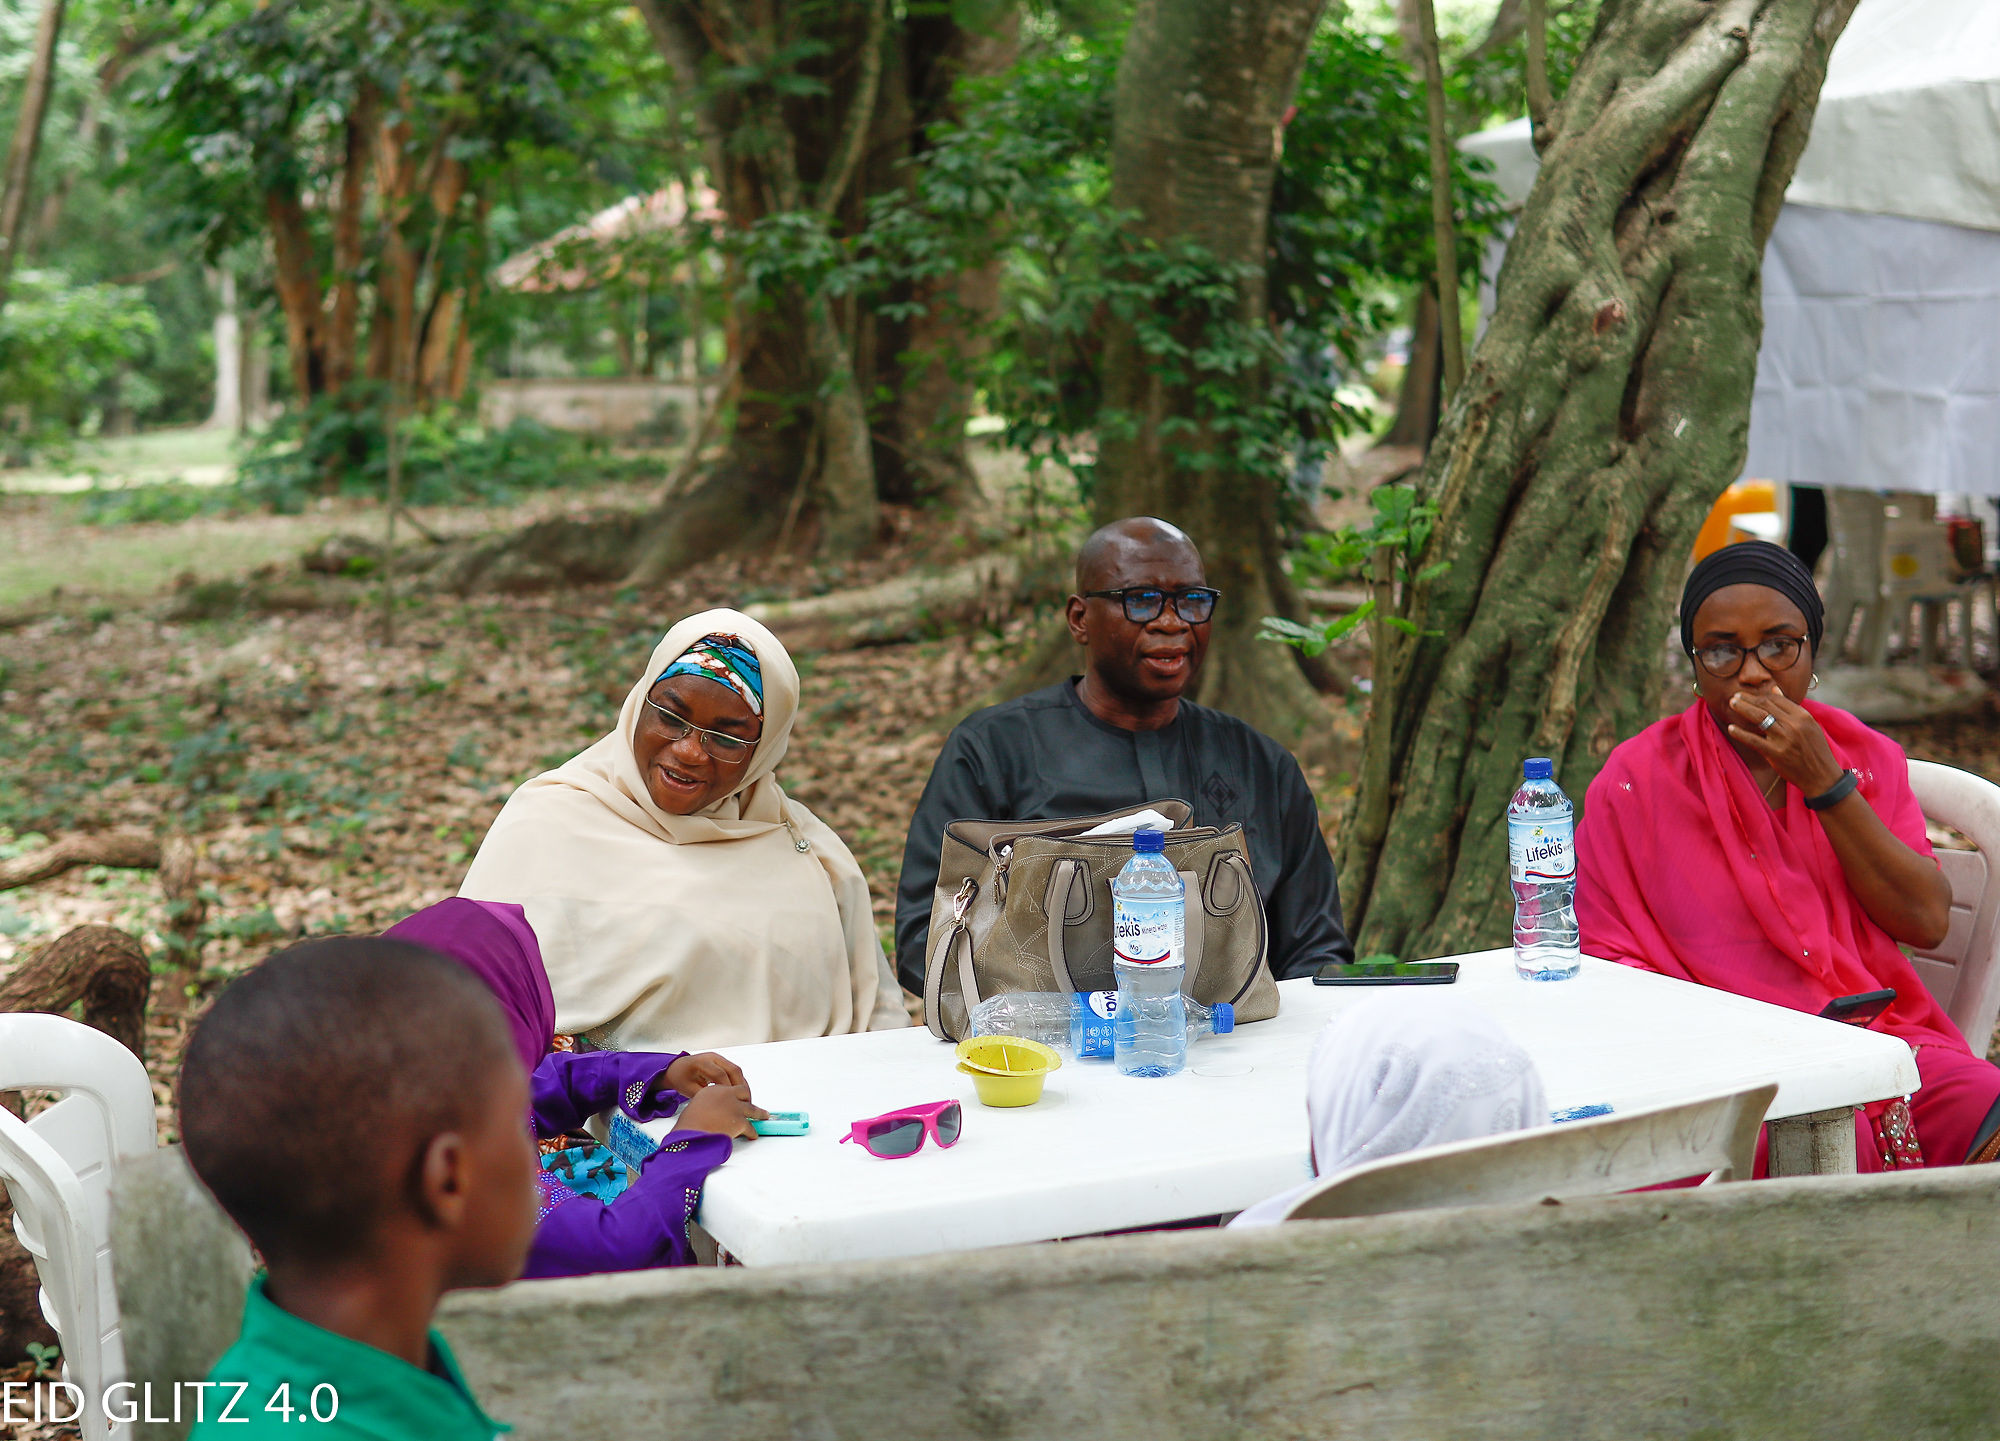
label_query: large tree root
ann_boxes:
[0,925,152,1061]
[743,554,1025,652]
[1,925,154,1364]
[1,832,206,1009]
[0,832,160,891]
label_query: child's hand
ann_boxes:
[664,1051,747,1098]
[672,1083,768,1140]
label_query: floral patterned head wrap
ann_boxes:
[656,633,763,716]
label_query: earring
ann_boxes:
[1692,683,1701,694]
[1810,673,1820,689]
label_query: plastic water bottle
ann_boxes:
[966,991,1233,1058]
[1070,990,1232,1060]
[1508,757,1580,981]
[1111,828,1188,1077]
[967,992,1074,1051]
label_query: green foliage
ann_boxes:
[0,270,161,458]
[76,480,244,526]
[848,19,1499,502]
[1271,27,1504,361]
[1260,484,1447,656]
[236,389,649,512]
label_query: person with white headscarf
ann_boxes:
[1230,992,1547,1226]
[459,608,909,1052]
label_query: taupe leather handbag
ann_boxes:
[921,799,1279,1042]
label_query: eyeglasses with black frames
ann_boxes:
[644,698,758,762]
[1081,587,1222,625]
[1690,635,1808,679]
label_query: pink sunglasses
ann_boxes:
[839,1100,963,1159]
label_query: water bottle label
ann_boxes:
[1508,816,1575,880]
[1074,991,1116,1059]
[1114,900,1177,965]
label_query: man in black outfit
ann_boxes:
[894,516,1354,994]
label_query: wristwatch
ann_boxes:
[1804,768,1860,811]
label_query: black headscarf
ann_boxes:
[1678,540,1825,656]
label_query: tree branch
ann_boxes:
[0,0,67,312]
[1414,0,1465,400]
[814,0,888,217]
[1525,0,1555,150]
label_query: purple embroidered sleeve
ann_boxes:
[529,1050,688,1139]
[520,1130,734,1279]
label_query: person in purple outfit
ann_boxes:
[385,897,765,1277]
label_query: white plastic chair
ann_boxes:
[1281,1084,1775,1223]
[0,1014,158,1441]
[1907,760,2000,1052]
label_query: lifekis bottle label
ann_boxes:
[1507,817,1575,880]
[1114,903,1176,964]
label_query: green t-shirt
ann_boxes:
[188,1277,505,1441]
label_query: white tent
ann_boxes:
[1459,0,2000,497]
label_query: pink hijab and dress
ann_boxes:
[1576,697,2000,1170]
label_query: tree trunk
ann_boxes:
[624,1,1015,575]
[871,9,1019,512]
[325,91,377,397]
[1380,279,1443,450]
[207,270,243,432]
[1341,0,1857,958]
[0,0,64,312]
[1092,0,1329,744]
[266,183,326,401]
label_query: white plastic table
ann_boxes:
[643,951,1918,1266]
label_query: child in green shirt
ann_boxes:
[178,936,543,1440]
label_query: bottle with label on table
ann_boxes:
[1111,827,1188,1076]
[1508,756,1580,980]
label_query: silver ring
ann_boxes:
[1759,713,1777,733]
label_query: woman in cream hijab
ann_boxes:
[459,609,909,1051]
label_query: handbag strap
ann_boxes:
[1044,858,1088,993]
[924,877,980,1041]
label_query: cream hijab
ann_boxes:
[458,609,908,1051]
[1231,993,1546,1226]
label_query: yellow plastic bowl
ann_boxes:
[954,1035,1062,1108]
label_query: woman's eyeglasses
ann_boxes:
[1690,635,1808,678]
[644,699,757,761]
[839,1100,962,1159]
[1082,587,1222,624]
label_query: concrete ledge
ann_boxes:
[112,1158,2000,1440]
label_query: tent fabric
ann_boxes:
[1784,0,2000,235]
[1744,204,2000,497]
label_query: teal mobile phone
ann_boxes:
[750,1111,810,1136]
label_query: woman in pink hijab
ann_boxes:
[1577,542,2000,1171]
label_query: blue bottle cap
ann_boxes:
[1522,757,1554,780]
[1211,1002,1234,1034]
[1133,827,1166,853]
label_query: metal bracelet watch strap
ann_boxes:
[1803,768,1861,811]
